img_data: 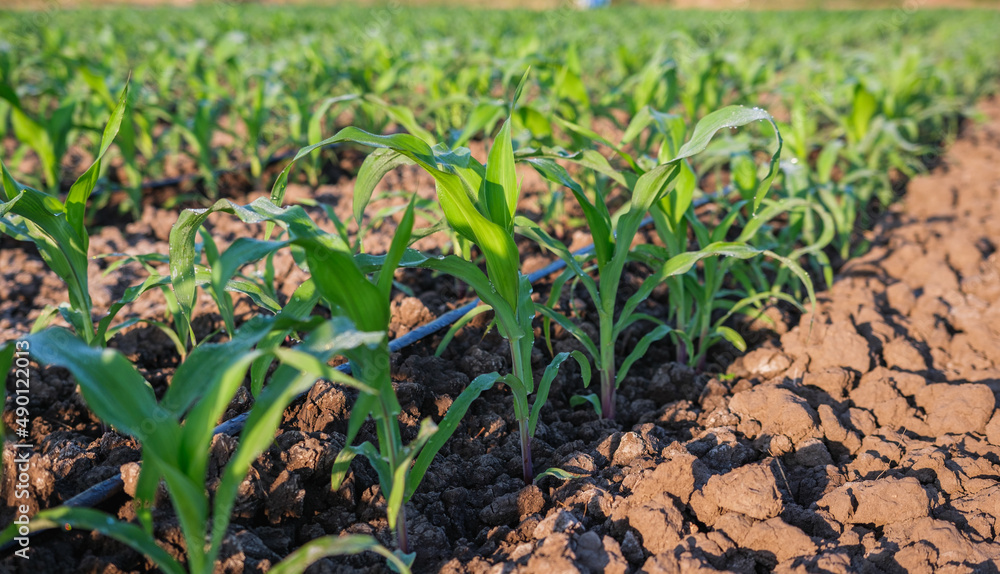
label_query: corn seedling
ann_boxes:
[0,317,415,573]
[0,85,129,345]
[269,73,583,483]
[0,82,76,193]
[169,192,498,558]
[528,106,791,417]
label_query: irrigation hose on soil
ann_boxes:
[1,183,714,553]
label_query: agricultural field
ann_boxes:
[1,3,1000,573]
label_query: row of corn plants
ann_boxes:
[0,7,998,573]
[0,71,829,570]
[1,8,996,222]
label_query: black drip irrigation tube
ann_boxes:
[2,179,718,553]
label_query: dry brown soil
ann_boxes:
[2,100,1000,573]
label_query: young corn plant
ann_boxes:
[646,197,820,370]
[0,82,76,192]
[270,73,581,484]
[1,317,414,573]
[0,84,129,346]
[528,106,795,418]
[78,69,154,218]
[289,200,499,558]
[169,195,498,559]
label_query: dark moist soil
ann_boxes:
[3,100,1000,574]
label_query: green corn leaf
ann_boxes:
[330,445,360,492]
[618,242,765,331]
[621,106,654,145]
[534,467,586,483]
[569,394,602,417]
[435,304,493,357]
[514,216,588,280]
[611,312,663,340]
[552,115,640,172]
[512,68,531,109]
[528,351,572,437]
[177,350,266,481]
[516,147,629,189]
[250,279,321,397]
[849,83,878,143]
[714,325,747,352]
[269,534,411,574]
[298,236,387,331]
[26,328,178,455]
[94,274,172,344]
[225,277,283,314]
[434,144,485,200]
[163,316,278,416]
[541,267,575,357]
[636,106,782,230]
[522,157,613,267]
[817,140,843,184]
[65,83,129,243]
[169,199,268,344]
[56,304,91,340]
[376,196,416,300]
[6,105,56,190]
[570,350,592,388]
[271,347,379,396]
[213,238,288,303]
[272,128,521,308]
[338,442,392,495]
[0,189,23,216]
[731,153,758,197]
[483,118,517,230]
[355,148,414,227]
[134,456,160,534]
[615,324,673,387]
[534,304,599,361]
[211,320,381,564]
[158,463,210,571]
[709,201,749,244]
[370,250,519,338]
[1,164,92,340]
[0,507,184,574]
[454,101,505,148]
[363,94,435,143]
[405,372,499,499]
[388,419,437,529]
[210,238,288,334]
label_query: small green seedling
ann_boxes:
[0,317,415,573]
[169,194,498,559]
[527,106,792,417]
[0,84,129,346]
[270,71,581,484]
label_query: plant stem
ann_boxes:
[518,416,533,485]
[599,311,616,420]
[600,368,616,420]
[508,336,534,484]
[396,504,409,555]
